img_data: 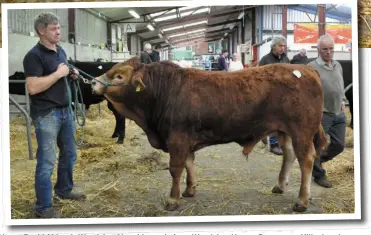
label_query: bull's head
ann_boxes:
[91,56,146,96]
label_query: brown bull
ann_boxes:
[91,56,327,213]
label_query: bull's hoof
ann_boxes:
[182,188,196,197]
[292,203,307,212]
[272,185,284,194]
[164,198,180,211]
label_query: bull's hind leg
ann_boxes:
[182,152,197,197]
[292,140,316,212]
[272,133,296,194]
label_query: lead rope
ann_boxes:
[64,73,86,146]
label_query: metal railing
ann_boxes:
[9,80,33,160]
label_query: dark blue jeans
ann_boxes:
[312,111,346,179]
[32,107,77,212]
[269,135,279,145]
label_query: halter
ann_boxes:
[67,63,133,93]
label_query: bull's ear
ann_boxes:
[132,72,146,92]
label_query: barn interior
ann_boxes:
[7,4,352,74]
[6,3,356,219]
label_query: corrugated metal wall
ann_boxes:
[262,5,342,31]
[7,9,68,41]
[75,9,107,45]
[7,9,108,46]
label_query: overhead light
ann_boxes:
[162,20,208,32]
[129,10,140,19]
[229,25,234,30]
[153,14,177,22]
[224,33,228,36]
[147,24,154,31]
[238,12,244,19]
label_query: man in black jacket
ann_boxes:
[150,44,161,62]
[140,43,153,64]
[217,49,229,71]
[290,48,308,64]
[259,35,290,155]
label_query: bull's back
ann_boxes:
[180,64,322,116]
[173,64,323,137]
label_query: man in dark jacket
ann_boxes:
[140,43,152,64]
[150,44,161,62]
[217,49,228,71]
[259,35,290,155]
[290,48,308,64]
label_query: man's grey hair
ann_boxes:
[144,43,152,51]
[34,12,60,35]
[300,48,306,54]
[317,34,335,48]
[270,35,287,48]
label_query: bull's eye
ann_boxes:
[117,75,123,79]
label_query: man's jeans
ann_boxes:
[32,107,77,213]
[312,111,346,179]
[269,132,279,145]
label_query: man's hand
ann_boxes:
[69,68,79,80]
[56,63,70,78]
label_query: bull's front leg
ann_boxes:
[165,156,185,211]
[165,133,190,211]
[143,129,168,152]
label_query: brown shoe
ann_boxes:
[314,176,332,188]
[270,145,283,155]
[34,207,61,218]
[54,191,86,201]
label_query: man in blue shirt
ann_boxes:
[23,12,85,218]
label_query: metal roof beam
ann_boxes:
[170,36,205,44]
[164,26,206,38]
[109,7,179,23]
[157,6,251,28]
[207,19,241,28]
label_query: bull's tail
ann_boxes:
[313,124,328,157]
